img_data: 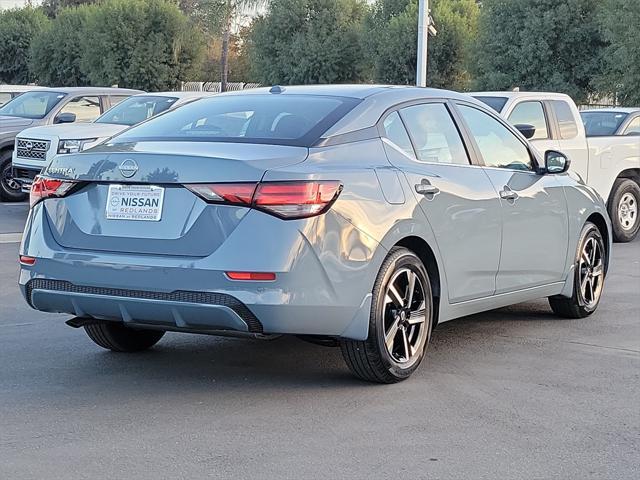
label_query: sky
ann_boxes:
[0,0,41,9]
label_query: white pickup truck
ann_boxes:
[472,92,640,242]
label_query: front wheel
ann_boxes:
[84,322,165,352]
[0,151,27,202]
[608,178,640,242]
[340,247,433,383]
[549,222,606,318]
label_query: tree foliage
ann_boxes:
[473,0,605,103]
[248,0,368,84]
[366,0,479,90]
[41,0,99,18]
[0,8,49,84]
[596,0,640,106]
[80,0,205,90]
[30,5,95,86]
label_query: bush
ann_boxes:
[0,8,49,84]
[80,0,205,90]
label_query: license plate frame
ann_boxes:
[105,184,165,222]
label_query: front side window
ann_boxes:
[381,111,415,158]
[552,100,578,139]
[400,103,470,165]
[96,96,178,126]
[59,96,101,123]
[508,101,549,139]
[0,91,66,119]
[458,104,533,171]
[113,95,359,147]
[623,116,640,136]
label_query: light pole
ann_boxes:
[416,0,437,87]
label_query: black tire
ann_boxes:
[607,178,640,243]
[549,222,606,318]
[0,150,27,202]
[340,247,433,383]
[84,322,165,352]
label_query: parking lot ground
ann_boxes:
[0,205,638,479]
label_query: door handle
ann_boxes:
[499,186,519,201]
[415,182,440,196]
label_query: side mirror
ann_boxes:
[54,112,76,124]
[545,150,570,174]
[514,123,536,139]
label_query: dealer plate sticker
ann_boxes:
[106,184,165,221]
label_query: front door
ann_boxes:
[380,103,502,303]
[455,103,569,293]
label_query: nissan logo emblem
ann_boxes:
[119,159,138,178]
[25,141,33,151]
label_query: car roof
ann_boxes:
[469,91,573,101]
[0,85,47,92]
[580,107,640,114]
[37,86,144,95]
[133,91,216,99]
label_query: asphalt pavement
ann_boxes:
[0,203,638,479]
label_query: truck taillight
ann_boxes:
[185,181,342,220]
[30,176,77,208]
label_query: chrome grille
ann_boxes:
[16,138,50,160]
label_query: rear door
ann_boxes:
[381,101,502,303]
[455,102,569,293]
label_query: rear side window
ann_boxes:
[113,95,360,147]
[382,111,415,158]
[400,103,470,165]
[508,101,549,139]
[552,100,578,139]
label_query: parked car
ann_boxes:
[0,85,47,107]
[19,85,611,383]
[580,108,640,137]
[472,92,640,242]
[0,86,142,202]
[12,91,215,192]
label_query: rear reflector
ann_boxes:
[226,271,276,281]
[30,176,77,208]
[19,255,36,266]
[185,181,342,220]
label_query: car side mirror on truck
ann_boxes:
[54,112,76,124]
[545,150,570,174]
[514,123,536,139]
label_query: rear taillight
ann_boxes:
[30,176,77,208]
[185,181,342,220]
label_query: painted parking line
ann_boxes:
[0,233,22,244]
[0,202,29,206]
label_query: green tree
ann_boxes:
[30,5,95,86]
[248,0,368,85]
[41,0,99,18]
[0,7,49,84]
[473,0,605,103]
[365,0,479,90]
[597,0,640,106]
[80,0,205,90]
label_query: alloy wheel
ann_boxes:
[2,163,21,192]
[578,236,604,309]
[618,192,637,231]
[382,268,429,368]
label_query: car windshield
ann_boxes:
[0,90,66,119]
[472,96,508,113]
[96,95,179,126]
[581,111,629,136]
[112,94,360,147]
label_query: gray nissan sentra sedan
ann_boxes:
[19,85,611,383]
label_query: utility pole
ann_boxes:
[416,0,437,87]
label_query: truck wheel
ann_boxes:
[0,151,27,202]
[608,178,640,242]
[549,222,606,318]
[340,247,433,383]
[84,322,165,352]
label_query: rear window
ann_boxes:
[112,94,360,147]
[581,111,629,136]
[472,96,508,113]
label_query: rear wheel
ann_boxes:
[0,150,27,202]
[84,322,165,352]
[340,247,433,383]
[608,178,640,242]
[549,222,606,318]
